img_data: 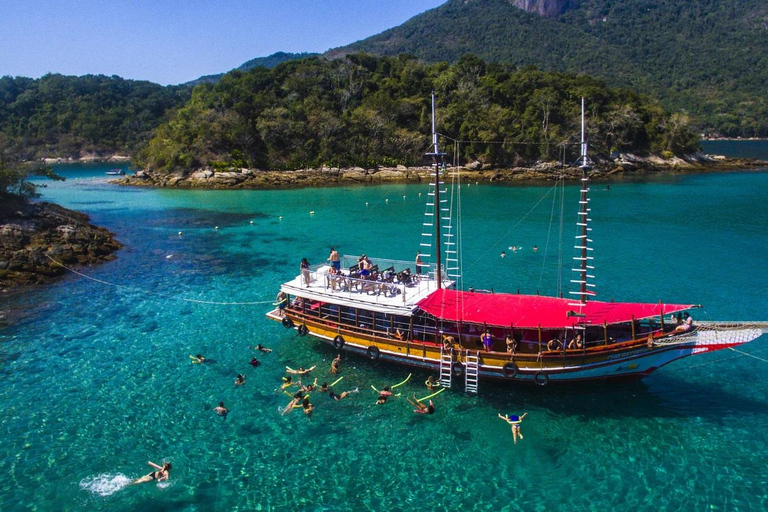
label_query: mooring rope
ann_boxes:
[45,254,274,306]
[728,347,768,364]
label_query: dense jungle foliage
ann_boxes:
[0,74,190,160]
[331,0,768,137]
[137,54,699,173]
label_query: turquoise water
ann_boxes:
[700,139,768,160]
[3,162,768,511]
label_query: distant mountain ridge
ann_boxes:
[319,0,768,137]
[185,52,318,86]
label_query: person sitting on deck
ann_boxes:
[482,330,494,352]
[442,335,455,350]
[506,334,518,354]
[673,312,694,333]
[567,334,584,350]
[547,337,563,351]
[393,329,405,340]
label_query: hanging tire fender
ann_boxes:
[333,335,345,350]
[367,345,380,360]
[452,362,464,378]
[534,370,549,386]
[503,362,519,379]
[282,316,294,329]
[297,324,309,337]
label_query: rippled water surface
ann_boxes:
[2,161,768,511]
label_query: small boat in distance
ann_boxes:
[266,95,767,391]
[105,169,125,175]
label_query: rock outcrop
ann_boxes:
[0,199,122,288]
[116,154,767,191]
[511,0,579,18]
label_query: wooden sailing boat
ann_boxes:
[266,95,767,390]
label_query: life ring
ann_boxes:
[333,335,345,350]
[282,316,294,329]
[297,324,309,337]
[452,362,464,378]
[367,346,380,361]
[534,371,549,386]
[503,362,518,378]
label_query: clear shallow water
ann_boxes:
[2,163,768,511]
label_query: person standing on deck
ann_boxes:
[328,247,340,272]
[415,251,423,275]
[300,258,311,286]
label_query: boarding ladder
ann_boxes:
[439,346,453,389]
[464,350,479,394]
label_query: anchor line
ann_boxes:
[45,254,273,306]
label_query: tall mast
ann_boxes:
[571,98,594,305]
[425,92,447,288]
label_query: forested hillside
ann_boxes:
[137,54,698,173]
[0,74,190,160]
[327,0,768,137]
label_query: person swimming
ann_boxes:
[214,402,228,416]
[249,357,261,367]
[408,395,435,415]
[191,354,205,364]
[425,376,441,391]
[235,374,245,386]
[330,355,342,374]
[329,387,359,401]
[132,461,171,485]
[376,386,393,405]
[498,412,528,444]
[285,365,316,375]
[255,344,272,353]
[281,376,294,389]
[302,397,314,418]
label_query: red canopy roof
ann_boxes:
[416,289,695,329]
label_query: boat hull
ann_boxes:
[268,310,765,384]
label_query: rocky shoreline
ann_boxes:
[0,199,122,289]
[115,153,767,190]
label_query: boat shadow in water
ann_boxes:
[480,376,768,423]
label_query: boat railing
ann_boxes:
[301,255,445,304]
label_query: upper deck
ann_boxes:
[280,255,453,316]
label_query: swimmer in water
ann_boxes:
[408,395,435,415]
[285,365,316,375]
[132,461,171,485]
[301,378,318,393]
[425,376,441,391]
[249,357,261,368]
[214,402,228,416]
[498,412,528,444]
[235,374,245,386]
[376,386,393,405]
[302,397,314,418]
[254,344,272,353]
[330,354,342,374]
[191,354,205,364]
[329,387,359,401]
[280,376,294,389]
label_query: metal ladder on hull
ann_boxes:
[439,346,453,389]
[464,350,479,394]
